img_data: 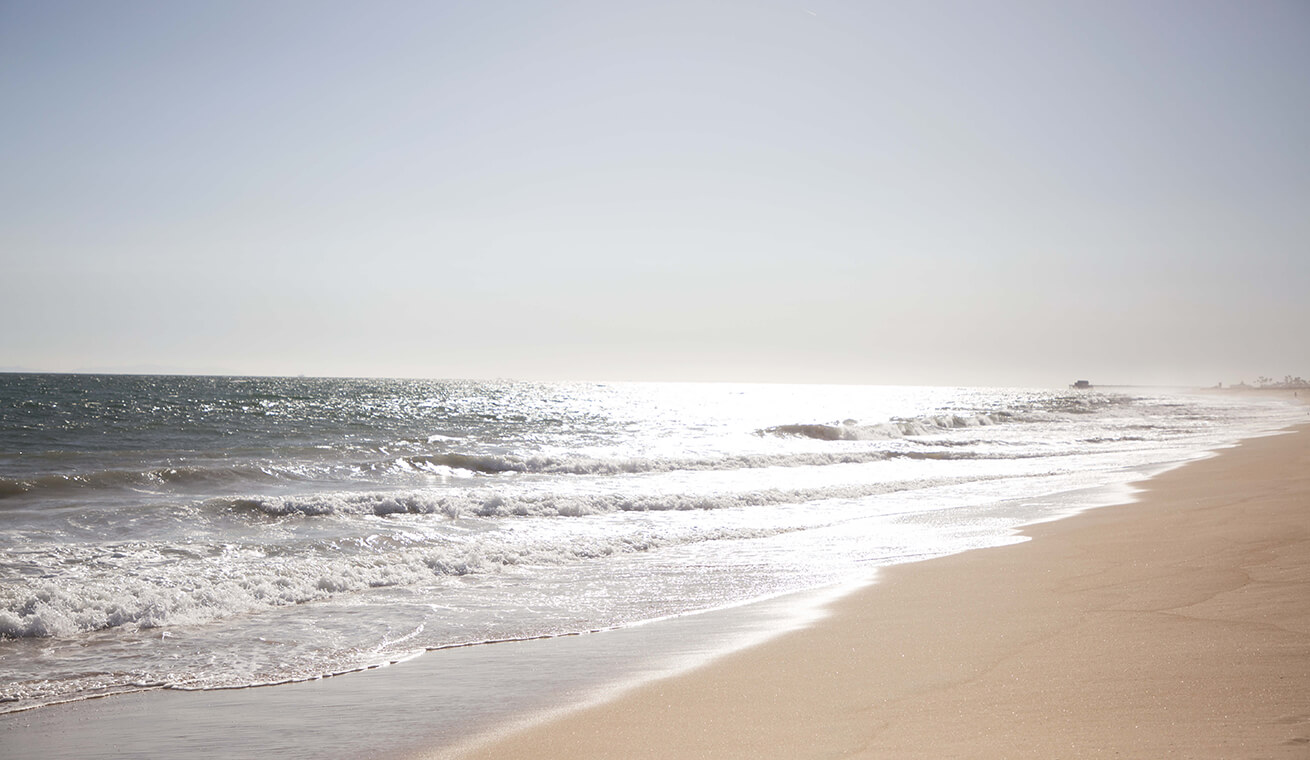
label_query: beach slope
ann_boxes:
[451,424,1310,758]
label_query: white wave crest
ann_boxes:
[763,412,1002,441]
[214,473,953,520]
[0,522,802,640]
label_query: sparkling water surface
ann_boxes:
[0,374,1301,713]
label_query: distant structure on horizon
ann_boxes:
[1224,375,1309,390]
[1070,380,1093,389]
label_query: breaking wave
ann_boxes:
[0,462,320,500]
[762,412,1002,441]
[0,445,986,501]
[210,476,958,519]
[0,522,800,640]
[396,447,981,477]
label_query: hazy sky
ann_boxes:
[2,0,1307,387]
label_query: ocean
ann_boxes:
[0,374,1302,717]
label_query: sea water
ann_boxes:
[0,375,1301,714]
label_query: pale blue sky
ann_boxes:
[2,0,1307,386]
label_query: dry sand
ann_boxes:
[451,421,1310,758]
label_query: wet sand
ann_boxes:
[450,421,1310,758]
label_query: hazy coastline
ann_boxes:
[3,383,1304,758]
[451,416,1310,759]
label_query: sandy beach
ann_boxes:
[451,418,1310,758]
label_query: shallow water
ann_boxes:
[1,375,1302,714]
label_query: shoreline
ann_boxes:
[447,421,1310,758]
[3,401,1305,758]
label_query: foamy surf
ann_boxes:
[0,375,1302,714]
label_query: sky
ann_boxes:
[2,0,1307,387]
